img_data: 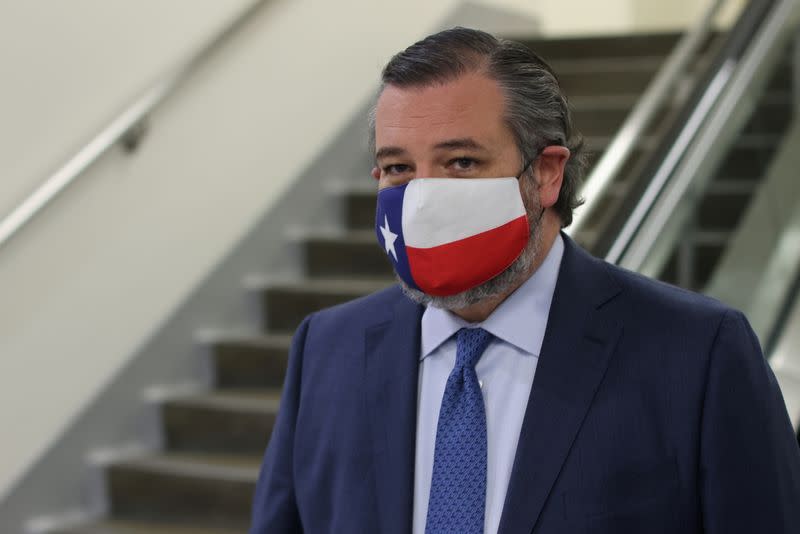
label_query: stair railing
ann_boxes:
[567,0,730,237]
[615,0,799,274]
[0,0,271,250]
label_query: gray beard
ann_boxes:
[397,206,543,312]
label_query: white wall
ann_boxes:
[472,0,744,34]
[0,1,254,221]
[476,0,634,35]
[0,0,462,500]
[0,0,729,499]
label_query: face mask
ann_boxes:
[375,177,529,297]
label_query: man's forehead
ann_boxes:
[374,73,509,151]
[376,73,503,112]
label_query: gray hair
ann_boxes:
[370,27,587,227]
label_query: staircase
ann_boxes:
[44,31,699,534]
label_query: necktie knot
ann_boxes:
[455,327,493,370]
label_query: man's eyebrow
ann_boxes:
[375,146,408,161]
[433,138,489,152]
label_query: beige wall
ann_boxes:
[477,0,634,34]
[0,0,725,499]
[0,0,253,220]
[474,0,742,34]
[0,0,461,500]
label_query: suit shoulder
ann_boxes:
[600,259,732,321]
[590,259,761,377]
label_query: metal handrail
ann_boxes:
[567,0,728,237]
[0,0,270,250]
[616,0,799,272]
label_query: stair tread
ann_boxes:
[689,230,732,244]
[258,277,394,293]
[585,134,656,151]
[706,179,760,194]
[207,332,293,348]
[166,390,281,412]
[519,32,682,61]
[114,453,262,482]
[569,94,640,109]
[550,56,664,72]
[50,519,245,534]
[333,181,377,195]
[304,229,377,243]
[732,133,786,147]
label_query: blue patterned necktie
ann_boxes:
[425,327,493,534]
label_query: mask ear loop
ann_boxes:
[515,157,545,223]
[515,160,533,181]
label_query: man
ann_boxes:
[250,28,800,533]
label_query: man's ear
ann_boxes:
[534,146,570,208]
[371,167,381,181]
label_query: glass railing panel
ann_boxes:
[705,119,800,346]
[569,0,763,258]
[615,0,799,284]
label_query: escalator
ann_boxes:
[594,0,800,440]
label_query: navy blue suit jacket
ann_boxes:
[251,236,800,533]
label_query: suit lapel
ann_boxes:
[365,293,424,534]
[498,236,623,534]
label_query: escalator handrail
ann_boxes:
[615,0,800,272]
[567,0,729,237]
[603,0,785,265]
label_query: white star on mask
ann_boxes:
[379,215,399,262]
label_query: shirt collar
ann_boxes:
[420,233,564,359]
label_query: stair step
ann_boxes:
[570,95,655,137]
[106,453,259,528]
[716,143,782,180]
[696,180,759,230]
[341,185,377,231]
[161,391,280,455]
[520,32,681,60]
[765,55,793,92]
[48,519,245,534]
[556,66,658,98]
[586,134,657,152]
[303,230,392,278]
[688,230,732,245]
[551,56,665,72]
[257,278,393,333]
[660,237,728,291]
[209,334,291,389]
[742,91,793,135]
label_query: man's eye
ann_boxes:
[450,157,478,170]
[383,164,411,175]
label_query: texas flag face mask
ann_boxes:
[375,177,529,297]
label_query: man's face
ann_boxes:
[371,72,546,310]
[371,72,526,187]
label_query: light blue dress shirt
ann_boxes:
[413,234,564,534]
